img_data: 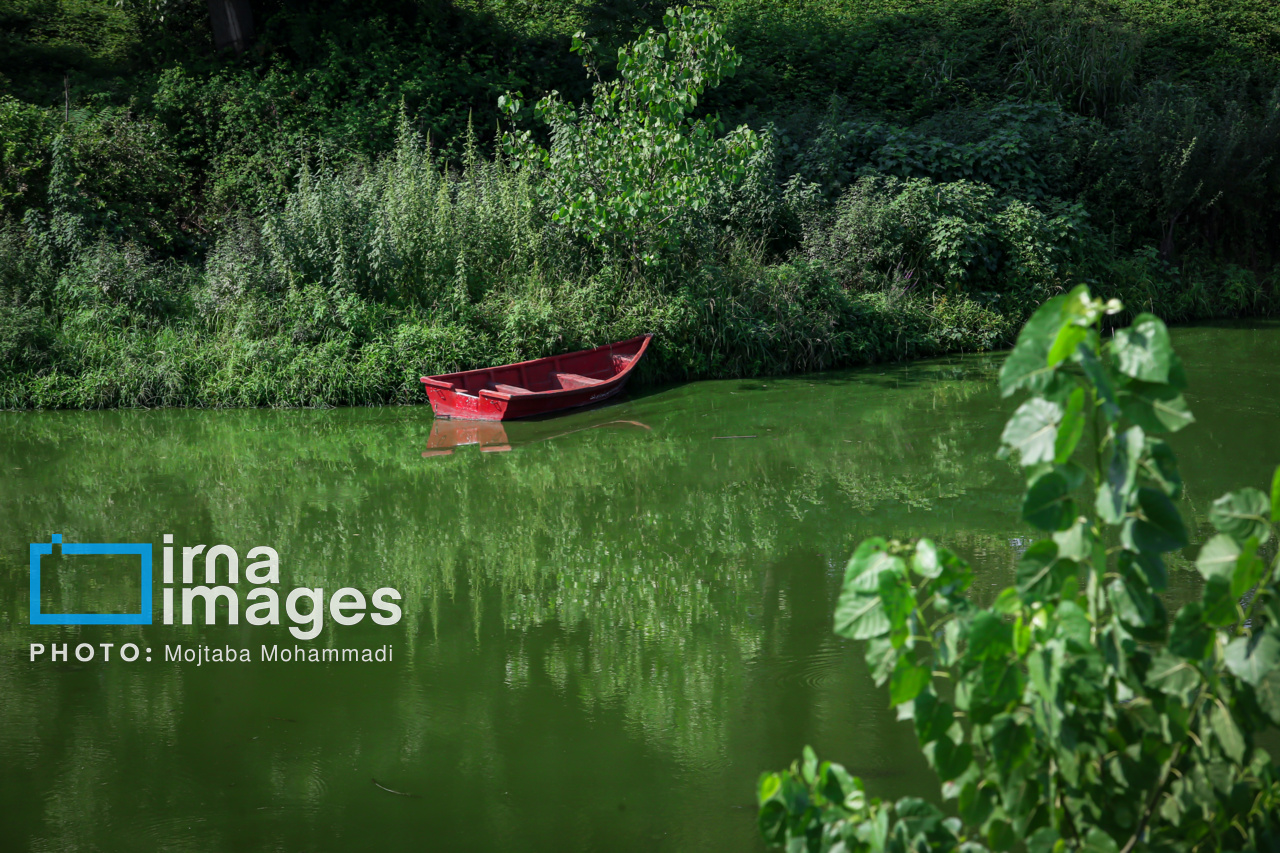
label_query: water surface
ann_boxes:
[1,322,1278,852]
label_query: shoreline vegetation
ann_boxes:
[2,0,1279,409]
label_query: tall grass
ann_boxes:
[1006,1,1143,120]
[257,122,541,308]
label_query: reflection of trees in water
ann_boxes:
[0,360,1038,833]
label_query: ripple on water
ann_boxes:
[762,639,850,691]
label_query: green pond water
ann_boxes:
[2,322,1279,852]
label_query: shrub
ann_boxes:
[0,95,51,206]
[500,5,761,269]
[759,288,1280,852]
[803,176,1093,299]
[44,106,188,251]
[1105,81,1280,264]
[53,240,184,325]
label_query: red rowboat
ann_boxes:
[420,334,652,421]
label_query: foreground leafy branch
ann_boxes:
[759,286,1280,852]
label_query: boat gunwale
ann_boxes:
[421,334,652,400]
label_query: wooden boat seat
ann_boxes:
[554,372,606,390]
[491,383,532,395]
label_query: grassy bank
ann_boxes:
[2,0,1279,408]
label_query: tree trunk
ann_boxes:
[208,0,254,55]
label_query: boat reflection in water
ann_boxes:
[423,417,651,457]
[423,420,512,456]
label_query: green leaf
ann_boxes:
[980,657,1024,715]
[913,690,954,744]
[1014,614,1032,655]
[1148,649,1200,694]
[1016,540,1077,599]
[990,715,1033,777]
[1023,469,1075,531]
[890,655,931,706]
[999,295,1068,398]
[1052,519,1092,561]
[924,735,974,783]
[835,591,888,641]
[1108,577,1164,633]
[1054,387,1086,464]
[835,539,904,640]
[895,797,947,839]
[1047,323,1088,368]
[912,538,941,579]
[1209,488,1272,545]
[841,538,898,591]
[1120,549,1167,593]
[1081,827,1119,853]
[1225,633,1280,686]
[1077,345,1120,421]
[1095,427,1143,524]
[1056,601,1091,647]
[994,587,1023,615]
[987,818,1017,852]
[1124,487,1188,553]
[1118,381,1194,434]
[1196,534,1242,580]
[1112,314,1174,383]
[1211,700,1245,763]
[865,636,897,686]
[1027,828,1062,853]
[1254,667,1280,725]
[1142,439,1182,499]
[1272,466,1280,523]
[1002,398,1062,467]
[958,781,996,827]
[802,745,818,785]
[1169,603,1212,660]
[1201,576,1238,628]
[968,611,1014,660]
[1231,537,1265,599]
[879,569,915,641]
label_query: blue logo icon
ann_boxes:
[30,535,153,625]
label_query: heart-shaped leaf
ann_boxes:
[1210,488,1271,545]
[1113,313,1174,383]
[1123,487,1188,553]
[1002,398,1062,467]
[1119,381,1194,434]
[1196,534,1241,580]
[1023,469,1076,531]
[1225,633,1280,686]
[1000,295,1068,397]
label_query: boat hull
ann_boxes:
[420,335,651,421]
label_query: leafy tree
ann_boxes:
[499,6,761,269]
[758,287,1280,852]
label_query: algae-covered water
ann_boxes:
[1,323,1278,852]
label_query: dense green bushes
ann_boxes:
[1,0,1279,408]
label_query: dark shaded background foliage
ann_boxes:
[1,0,1279,407]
